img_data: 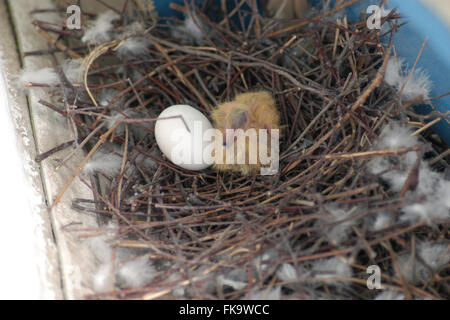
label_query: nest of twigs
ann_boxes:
[28,0,449,299]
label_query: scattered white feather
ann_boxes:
[62,59,85,83]
[83,148,123,177]
[400,162,449,223]
[83,143,158,178]
[99,89,119,107]
[277,263,298,282]
[85,221,118,263]
[376,122,419,150]
[253,249,277,273]
[120,21,146,36]
[86,234,115,263]
[375,290,405,300]
[371,212,391,231]
[312,257,352,283]
[115,37,150,58]
[401,170,450,223]
[396,242,449,284]
[414,165,442,195]
[168,273,185,297]
[367,122,419,192]
[368,157,408,192]
[82,10,120,44]
[92,263,113,293]
[368,122,450,224]
[85,222,118,293]
[85,222,156,292]
[116,256,156,288]
[17,67,59,87]
[384,56,432,100]
[171,14,205,44]
[418,242,450,271]
[318,204,358,245]
[396,253,422,284]
[172,286,185,297]
[401,69,431,101]
[217,275,247,291]
[249,286,281,300]
[385,56,406,87]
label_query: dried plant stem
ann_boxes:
[35,25,82,59]
[83,40,120,106]
[30,2,449,300]
[50,121,121,209]
[117,124,129,208]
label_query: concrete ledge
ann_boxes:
[0,0,62,299]
[3,0,99,299]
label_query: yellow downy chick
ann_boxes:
[210,91,280,176]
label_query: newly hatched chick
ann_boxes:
[211,91,280,176]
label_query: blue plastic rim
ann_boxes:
[384,0,450,146]
[149,0,450,145]
[303,0,450,145]
[343,0,450,145]
[137,0,261,29]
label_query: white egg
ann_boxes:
[155,104,214,171]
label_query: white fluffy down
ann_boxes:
[396,242,449,284]
[375,290,405,300]
[171,14,205,44]
[367,122,450,224]
[384,56,405,88]
[85,223,156,292]
[115,38,151,58]
[99,89,119,107]
[417,242,450,271]
[384,56,432,100]
[83,143,158,177]
[82,11,120,44]
[376,122,419,150]
[277,263,298,282]
[253,249,277,272]
[367,123,419,192]
[401,167,450,223]
[249,286,281,300]
[92,263,114,293]
[312,257,352,282]
[62,59,85,83]
[371,212,391,231]
[216,275,247,291]
[83,148,123,177]
[17,67,59,86]
[116,256,156,289]
[275,257,352,288]
[317,204,358,244]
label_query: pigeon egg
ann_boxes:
[155,104,214,170]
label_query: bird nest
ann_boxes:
[27,1,449,299]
